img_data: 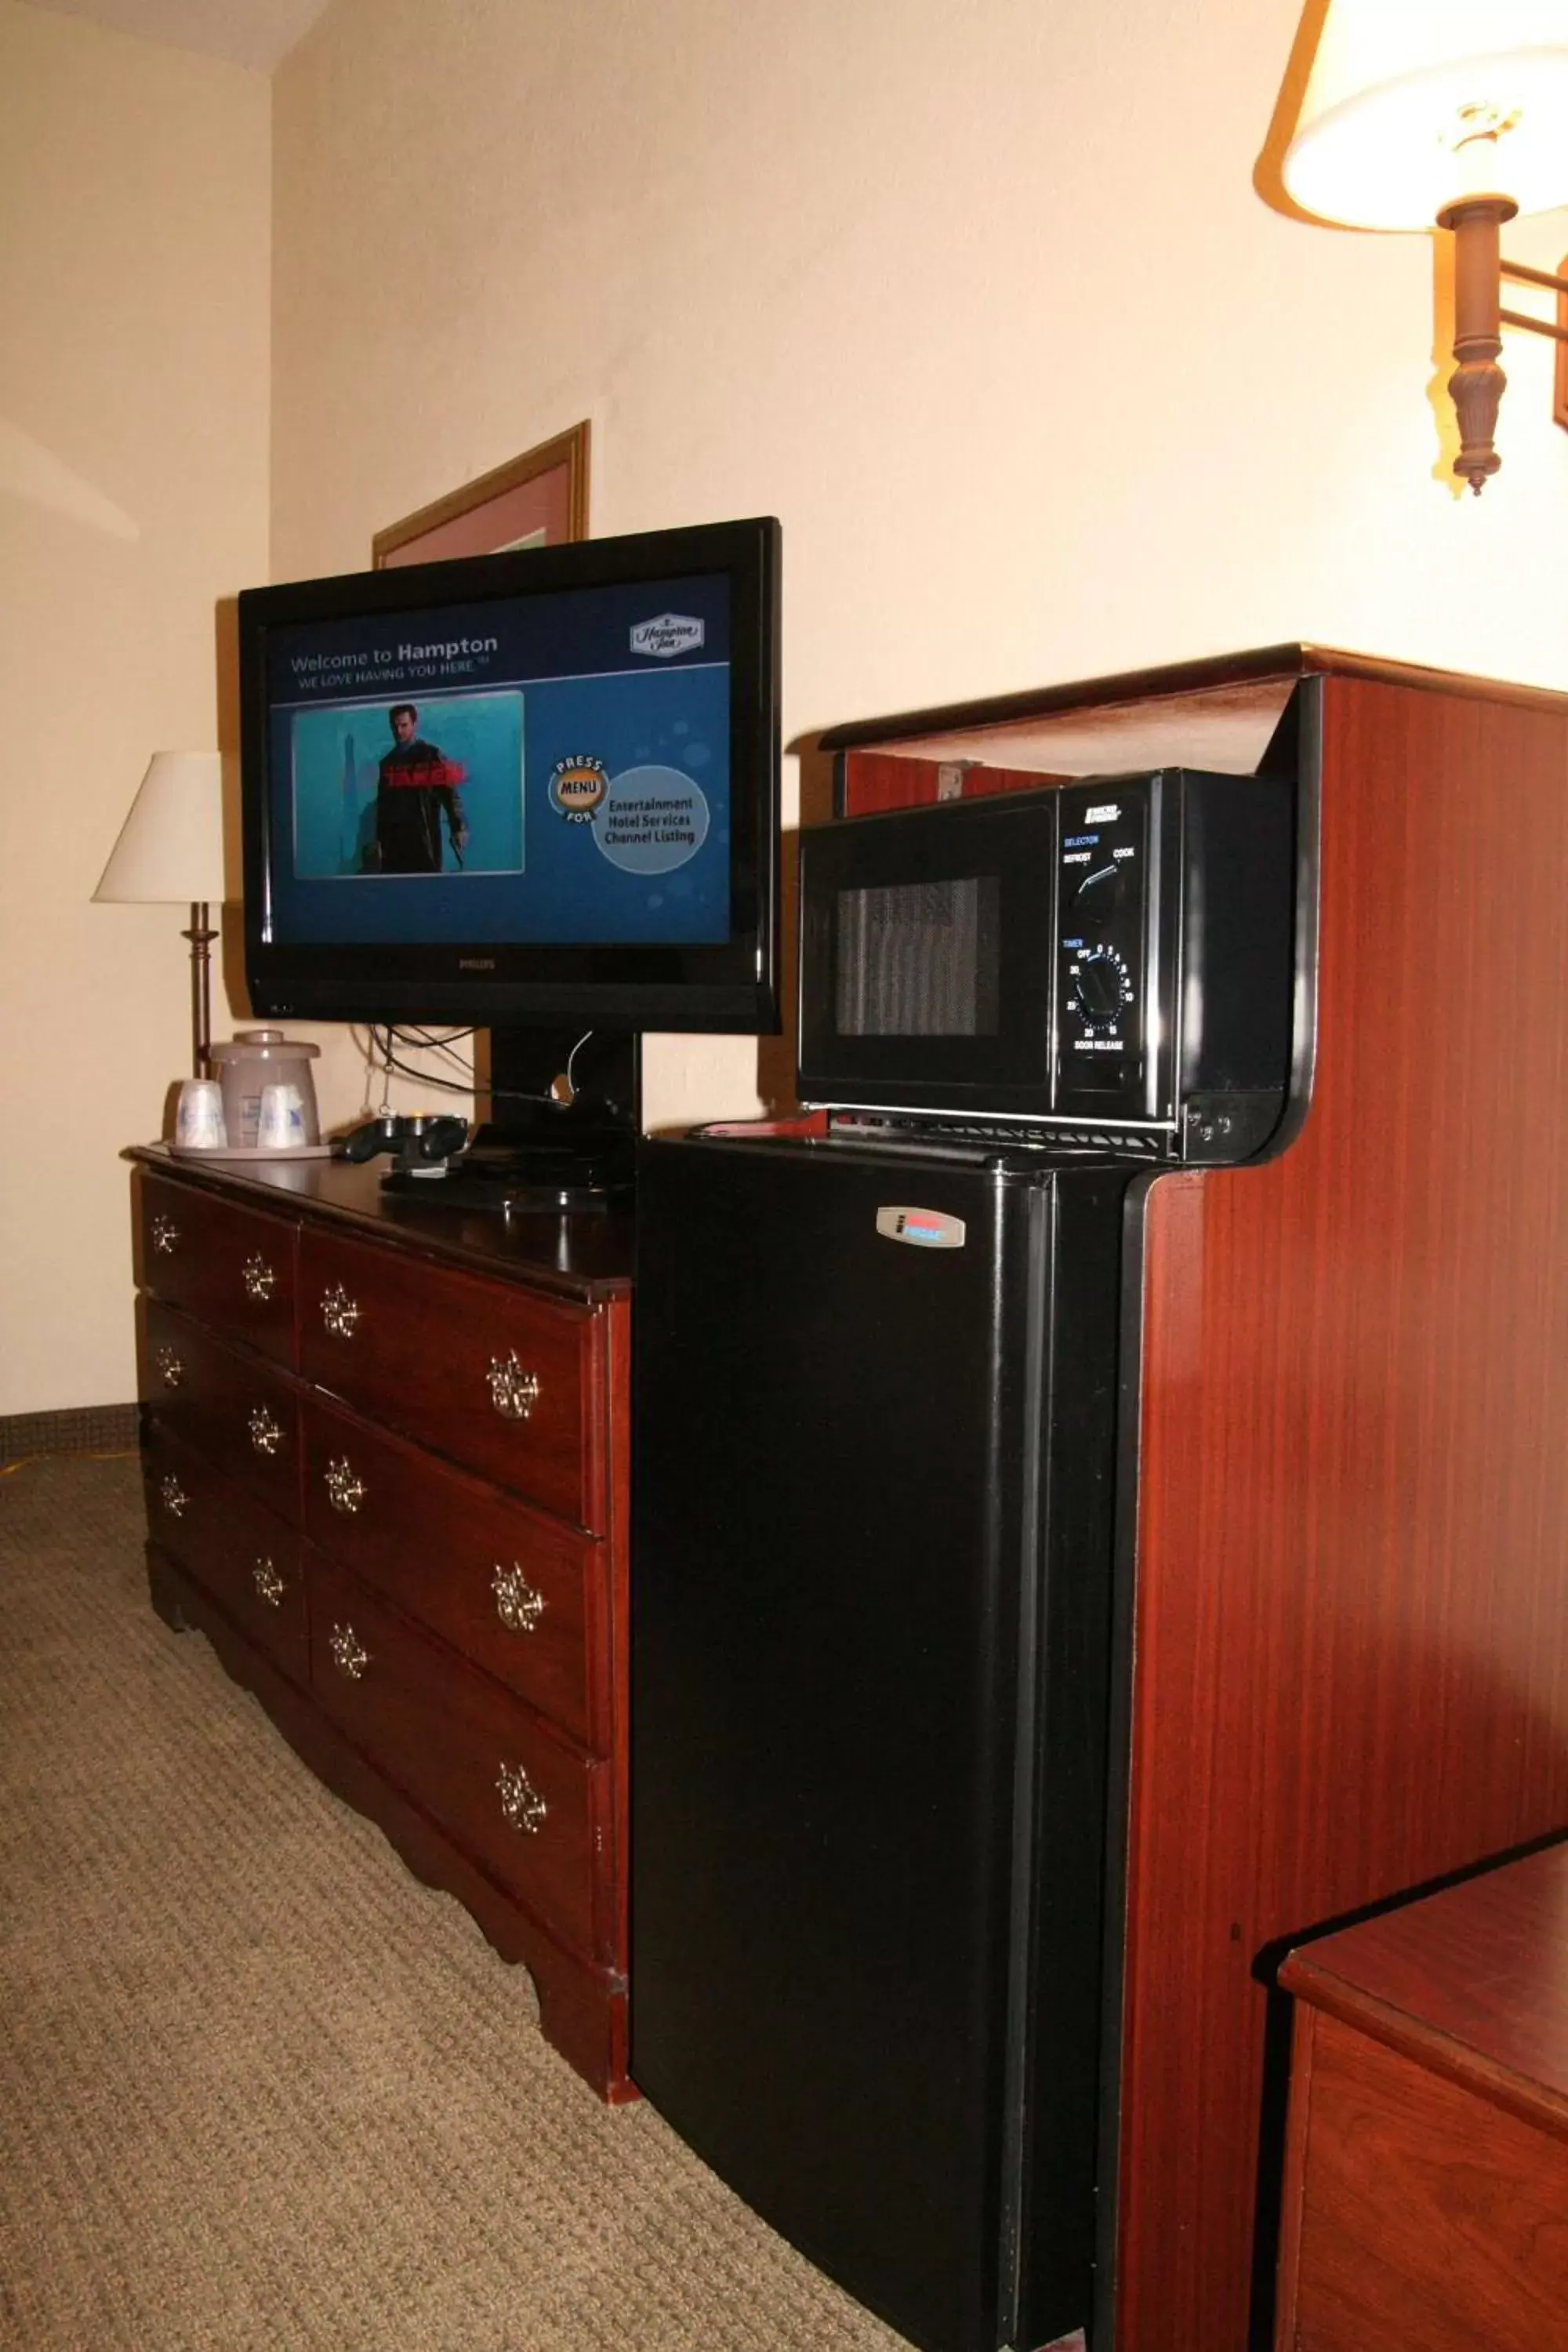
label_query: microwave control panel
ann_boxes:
[1050,768,1298,1139]
[1054,782,1152,1114]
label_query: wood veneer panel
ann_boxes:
[818,643,1568,759]
[1116,673,1568,2350]
[1282,2009,1568,2351]
[1279,1838,1568,2138]
[603,1294,632,1979]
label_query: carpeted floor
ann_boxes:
[0,1453,911,2352]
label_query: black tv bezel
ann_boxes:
[238,516,782,1034]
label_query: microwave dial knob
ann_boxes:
[1073,858,1123,931]
[1072,946,1132,1027]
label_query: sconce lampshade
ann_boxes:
[93,750,226,906]
[1283,0,1568,229]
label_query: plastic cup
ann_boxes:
[175,1078,227,1149]
[257,1082,307,1150]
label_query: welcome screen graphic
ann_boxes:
[265,574,732,947]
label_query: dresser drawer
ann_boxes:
[139,1297,300,1523]
[142,1426,308,1682]
[134,1168,296,1365]
[309,1552,615,1963]
[298,1228,605,1529]
[301,1392,608,1753]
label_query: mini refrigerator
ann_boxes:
[630,1131,1142,2352]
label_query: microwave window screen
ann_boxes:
[835,877,1000,1037]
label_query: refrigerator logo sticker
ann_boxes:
[875,1206,967,1250]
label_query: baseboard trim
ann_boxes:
[0,1403,140,1463]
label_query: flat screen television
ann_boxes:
[238,515,781,1044]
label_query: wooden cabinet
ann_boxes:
[1275,1841,1568,2351]
[826,647,1568,2349]
[131,1150,635,2102]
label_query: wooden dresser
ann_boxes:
[1275,1839,1568,2350]
[129,1145,636,2102]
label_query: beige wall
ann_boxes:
[268,0,1568,1134]
[0,2,270,1414]
[9,0,1568,1411]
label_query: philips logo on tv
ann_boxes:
[631,614,705,659]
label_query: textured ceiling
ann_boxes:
[28,0,333,71]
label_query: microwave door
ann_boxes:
[797,797,1060,1117]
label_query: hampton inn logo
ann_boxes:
[630,613,705,659]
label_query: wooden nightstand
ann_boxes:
[1276,1839,1568,2350]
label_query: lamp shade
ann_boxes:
[93,750,227,905]
[1283,0,1568,229]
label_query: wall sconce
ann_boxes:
[1282,0,1568,492]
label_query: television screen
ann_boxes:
[238,517,780,1033]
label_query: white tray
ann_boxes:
[169,1142,333,1161]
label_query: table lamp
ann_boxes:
[1282,0,1568,491]
[93,750,227,1076]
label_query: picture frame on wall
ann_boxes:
[372,421,591,568]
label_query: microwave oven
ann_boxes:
[796,768,1301,1163]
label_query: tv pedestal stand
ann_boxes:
[387,1025,641,1214]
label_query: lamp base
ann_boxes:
[181,901,218,1078]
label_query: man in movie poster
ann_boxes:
[370,702,470,873]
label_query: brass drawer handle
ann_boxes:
[242,1253,277,1303]
[329,1622,369,1680]
[158,1474,190,1518]
[248,1404,285,1457]
[321,1283,361,1339]
[324,1457,366,1515]
[486,1352,540,1421]
[492,1563,546,1635]
[151,1213,180,1256]
[497,1761,547,1836]
[252,1556,286,1608]
[154,1345,184,1388]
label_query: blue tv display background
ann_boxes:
[266,572,732,947]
